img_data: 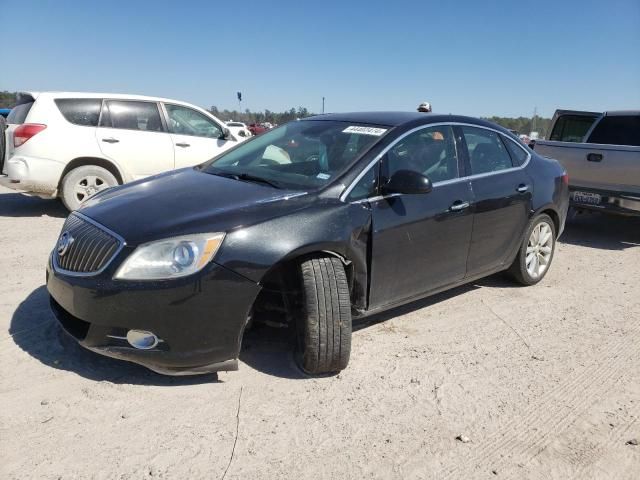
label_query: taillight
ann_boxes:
[561,173,569,185]
[14,124,47,147]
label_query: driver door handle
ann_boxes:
[101,137,119,144]
[450,201,470,211]
[517,184,529,193]
[175,142,190,148]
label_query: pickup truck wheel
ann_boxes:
[61,165,118,211]
[509,214,556,285]
[297,256,352,375]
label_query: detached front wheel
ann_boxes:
[297,256,352,375]
[509,214,556,285]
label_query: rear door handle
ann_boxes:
[450,201,470,211]
[101,137,119,144]
[587,153,603,162]
[175,142,190,148]
[517,184,529,193]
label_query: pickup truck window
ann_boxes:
[549,115,597,142]
[587,115,640,147]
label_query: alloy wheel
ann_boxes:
[526,221,554,279]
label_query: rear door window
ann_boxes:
[549,115,598,142]
[461,126,514,174]
[55,99,102,126]
[587,115,640,147]
[99,100,164,132]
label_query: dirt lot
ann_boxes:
[0,185,639,479]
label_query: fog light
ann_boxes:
[126,330,159,350]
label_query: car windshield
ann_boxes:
[202,120,387,190]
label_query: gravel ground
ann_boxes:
[1,185,639,479]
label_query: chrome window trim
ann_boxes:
[341,121,532,203]
[52,212,127,277]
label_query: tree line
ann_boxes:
[0,91,550,136]
[483,116,552,138]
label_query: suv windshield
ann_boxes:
[203,120,387,190]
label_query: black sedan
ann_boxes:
[46,112,569,375]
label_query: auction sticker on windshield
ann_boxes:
[342,126,387,136]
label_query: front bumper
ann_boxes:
[46,255,261,375]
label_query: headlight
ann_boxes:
[114,233,225,280]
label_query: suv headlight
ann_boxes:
[114,233,225,280]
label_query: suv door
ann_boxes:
[162,104,235,168]
[97,100,174,179]
[460,125,532,276]
[366,125,474,309]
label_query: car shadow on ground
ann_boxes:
[560,211,640,251]
[240,280,494,378]
[9,286,218,385]
[0,192,67,218]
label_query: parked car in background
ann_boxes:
[226,121,252,138]
[533,110,640,216]
[1,92,247,210]
[248,123,269,135]
[46,112,569,376]
[0,108,11,118]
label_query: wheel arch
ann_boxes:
[57,157,125,191]
[533,204,561,235]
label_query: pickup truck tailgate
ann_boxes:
[535,141,640,195]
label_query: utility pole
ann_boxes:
[322,97,325,114]
[532,106,537,134]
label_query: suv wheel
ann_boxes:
[297,256,352,375]
[509,214,556,285]
[60,165,118,211]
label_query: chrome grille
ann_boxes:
[54,214,123,274]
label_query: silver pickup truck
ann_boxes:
[533,110,640,216]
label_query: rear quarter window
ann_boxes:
[587,115,640,147]
[502,135,529,166]
[6,101,34,124]
[55,99,102,127]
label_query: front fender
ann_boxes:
[215,201,372,308]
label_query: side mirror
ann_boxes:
[221,127,232,140]
[382,169,432,195]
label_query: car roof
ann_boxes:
[303,111,512,133]
[604,110,640,117]
[19,90,203,107]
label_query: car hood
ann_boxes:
[79,168,312,245]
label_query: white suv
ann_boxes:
[1,92,246,210]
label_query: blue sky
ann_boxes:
[1,0,639,117]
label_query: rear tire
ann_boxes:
[60,165,118,211]
[297,256,352,375]
[0,116,7,172]
[508,214,556,285]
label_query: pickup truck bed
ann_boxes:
[533,110,640,216]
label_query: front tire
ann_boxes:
[60,165,118,211]
[508,214,556,285]
[297,256,352,375]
